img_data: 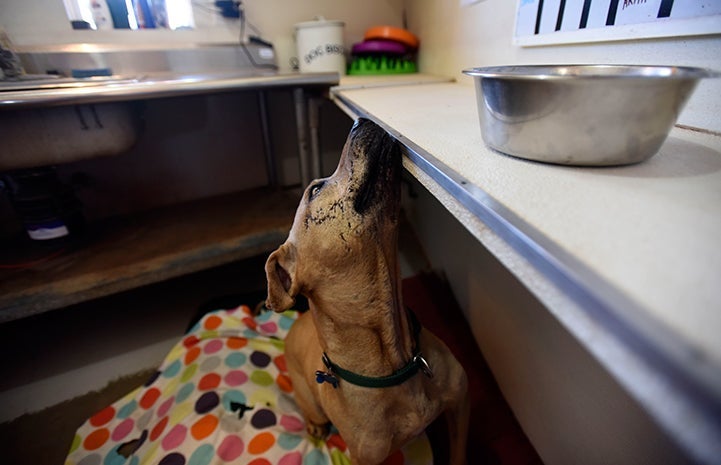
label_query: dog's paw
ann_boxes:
[307,421,330,439]
[252,301,267,316]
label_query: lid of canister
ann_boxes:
[295,16,345,29]
[364,25,419,49]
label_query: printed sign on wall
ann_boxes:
[515,0,721,46]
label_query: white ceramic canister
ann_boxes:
[295,17,346,74]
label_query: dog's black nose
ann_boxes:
[353,117,372,128]
[351,118,392,147]
[352,117,383,135]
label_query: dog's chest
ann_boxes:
[328,384,440,442]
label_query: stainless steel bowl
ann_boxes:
[463,65,716,166]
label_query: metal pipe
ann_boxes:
[309,96,322,179]
[293,88,311,188]
[257,90,277,188]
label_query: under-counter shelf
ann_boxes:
[0,187,299,323]
[331,81,721,462]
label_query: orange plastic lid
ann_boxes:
[364,26,419,49]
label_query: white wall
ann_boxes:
[406,0,721,133]
[0,0,405,73]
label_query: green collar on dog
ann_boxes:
[314,310,434,389]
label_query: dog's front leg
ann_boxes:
[288,361,331,438]
[446,378,471,465]
[284,315,332,439]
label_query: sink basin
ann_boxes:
[0,102,138,171]
[0,77,139,171]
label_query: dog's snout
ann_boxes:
[350,119,402,215]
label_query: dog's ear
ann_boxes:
[265,243,299,312]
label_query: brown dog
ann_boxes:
[265,119,469,465]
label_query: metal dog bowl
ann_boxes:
[463,65,717,166]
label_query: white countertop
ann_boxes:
[332,77,721,460]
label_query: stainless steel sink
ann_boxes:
[0,74,141,92]
[0,42,279,171]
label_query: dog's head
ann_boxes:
[265,118,402,312]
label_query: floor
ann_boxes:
[0,216,541,465]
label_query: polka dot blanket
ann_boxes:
[65,305,433,465]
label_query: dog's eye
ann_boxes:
[308,181,325,200]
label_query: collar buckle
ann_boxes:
[315,353,340,388]
[413,353,434,378]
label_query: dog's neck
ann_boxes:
[308,250,415,378]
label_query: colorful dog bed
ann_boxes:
[65,305,433,465]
